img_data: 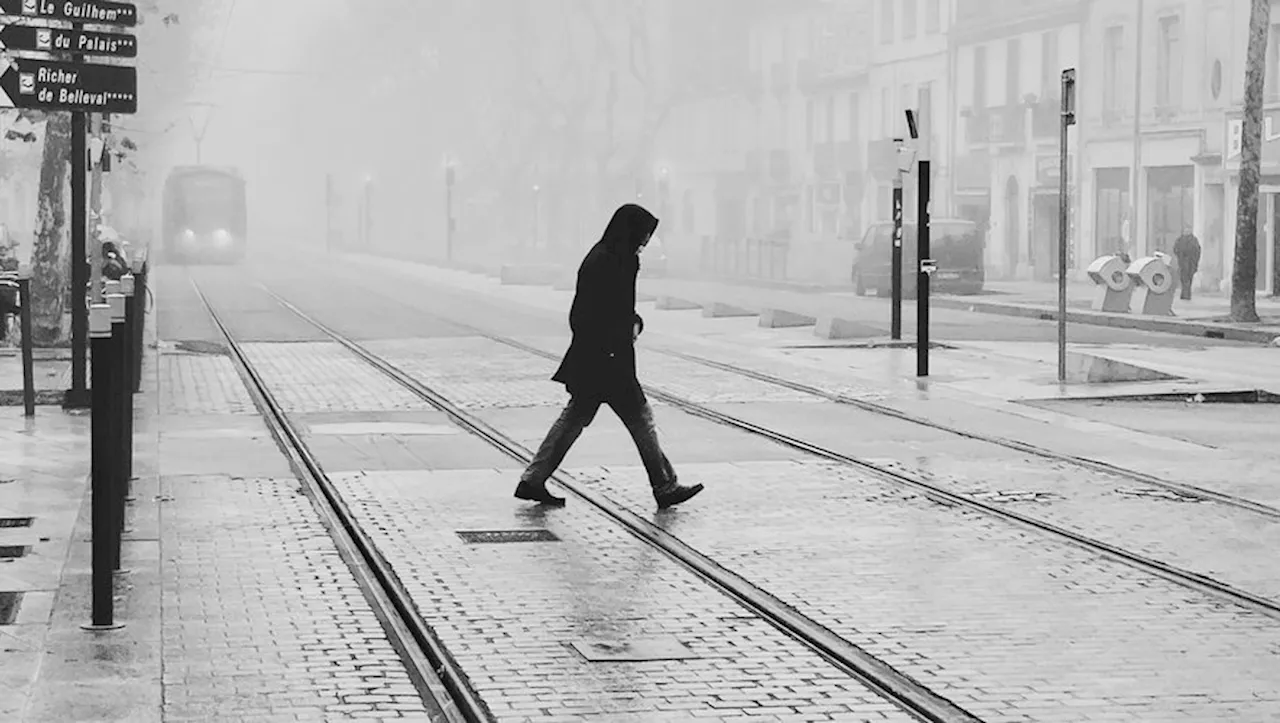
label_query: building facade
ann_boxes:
[1077,0,1247,293]
[950,0,1083,281]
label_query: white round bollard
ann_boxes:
[1087,255,1131,291]
[1126,256,1175,294]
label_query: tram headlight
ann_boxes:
[211,229,233,247]
[177,229,196,247]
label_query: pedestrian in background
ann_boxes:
[1173,228,1201,301]
[515,203,704,510]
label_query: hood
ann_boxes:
[599,203,659,255]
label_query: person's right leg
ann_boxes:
[515,396,600,505]
[1180,270,1194,300]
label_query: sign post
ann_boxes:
[891,138,904,340]
[0,0,138,407]
[1058,68,1076,383]
[907,96,933,377]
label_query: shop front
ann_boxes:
[1224,108,1280,295]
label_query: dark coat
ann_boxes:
[551,204,658,398]
[1173,233,1201,275]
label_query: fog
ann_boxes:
[40,0,1245,295]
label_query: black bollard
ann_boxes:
[120,274,135,493]
[82,303,123,631]
[17,268,34,418]
[130,258,146,394]
[104,284,127,573]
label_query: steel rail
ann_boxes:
[191,277,489,723]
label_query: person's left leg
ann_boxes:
[607,385,703,509]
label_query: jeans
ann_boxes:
[520,386,677,490]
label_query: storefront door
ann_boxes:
[1258,188,1279,295]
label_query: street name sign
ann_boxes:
[0,23,136,57]
[0,57,136,113]
[0,0,137,27]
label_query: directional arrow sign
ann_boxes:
[0,0,137,28]
[0,57,136,113]
[0,24,136,57]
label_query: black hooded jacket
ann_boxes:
[551,204,658,397]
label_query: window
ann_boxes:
[881,87,891,135]
[903,0,917,40]
[1103,26,1125,116]
[925,0,941,33]
[972,45,988,110]
[1156,15,1182,109]
[880,0,894,44]
[974,45,988,110]
[806,99,815,147]
[1041,30,1059,100]
[849,92,861,146]
[825,96,836,143]
[1006,38,1021,106]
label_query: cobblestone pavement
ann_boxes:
[161,475,434,723]
[335,468,917,723]
[155,270,438,722]
[353,333,1280,721]
[240,342,436,414]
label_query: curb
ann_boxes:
[929,296,1280,344]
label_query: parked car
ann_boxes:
[640,235,668,277]
[851,218,985,297]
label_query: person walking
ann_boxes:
[1172,228,1201,301]
[515,203,704,509]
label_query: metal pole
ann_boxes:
[120,275,136,493]
[1058,69,1077,383]
[88,115,104,305]
[892,138,904,340]
[67,111,90,409]
[130,258,146,394]
[102,282,125,573]
[18,272,35,417]
[82,303,122,632]
[918,159,931,377]
[1129,0,1145,257]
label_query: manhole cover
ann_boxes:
[457,529,559,544]
[0,517,33,528]
[0,546,29,559]
[1115,487,1203,503]
[569,638,700,662]
[0,592,21,625]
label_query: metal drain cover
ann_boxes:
[0,546,29,559]
[0,517,33,528]
[569,638,700,662]
[0,592,21,625]
[457,529,559,544]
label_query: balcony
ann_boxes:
[812,141,863,179]
[768,149,792,183]
[769,62,791,97]
[966,105,1027,147]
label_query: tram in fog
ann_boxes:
[160,165,247,264]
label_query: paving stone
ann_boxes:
[161,475,432,720]
[572,460,1280,722]
[158,352,255,416]
[333,468,918,722]
[239,342,435,414]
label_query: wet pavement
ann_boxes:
[6,249,1280,721]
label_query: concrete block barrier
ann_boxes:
[702,302,758,319]
[815,316,884,340]
[655,296,702,311]
[759,308,817,328]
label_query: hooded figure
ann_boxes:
[515,203,704,509]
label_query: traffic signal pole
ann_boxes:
[891,138,904,340]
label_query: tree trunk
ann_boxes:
[1232,0,1270,322]
[29,113,72,345]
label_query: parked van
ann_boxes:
[851,218,985,297]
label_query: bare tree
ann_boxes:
[1232,0,1270,322]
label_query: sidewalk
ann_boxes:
[0,269,437,722]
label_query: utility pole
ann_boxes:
[1058,69,1077,383]
[891,138,905,340]
[65,19,89,410]
[1128,0,1146,258]
[907,94,934,378]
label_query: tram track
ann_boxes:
[251,280,1280,625]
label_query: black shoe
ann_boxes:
[515,479,566,506]
[653,482,704,509]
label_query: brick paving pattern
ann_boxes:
[570,461,1280,722]
[159,352,256,416]
[334,468,919,723]
[161,474,435,722]
[240,342,435,414]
